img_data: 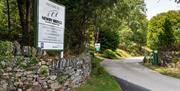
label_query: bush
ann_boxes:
[0,41,13,71]
[38,66,49,76]
[103,49,117,59]
[172,57,180,64]
[0,41,13,56]
[57,74,68,84]
[91,57,106,76]
[99,30,120,51]
[115,49,131,57]
[147,11,178,49]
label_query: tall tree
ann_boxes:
[147,10,180,49]
[98,0,147,51]
[54,0,117,54]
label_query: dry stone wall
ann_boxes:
[158,45,180,67]
[0,41,91,91]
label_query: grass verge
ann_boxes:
[74,57,122,91]
[142,63,180,79]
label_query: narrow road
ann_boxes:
[101,57,180,91]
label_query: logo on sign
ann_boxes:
[42,10,62,26]
[48,10,58,18]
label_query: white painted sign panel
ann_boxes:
[37,0,65,50]
[95,43,101,52]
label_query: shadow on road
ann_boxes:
[113,76,151,91]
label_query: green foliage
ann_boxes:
[147,10,180,49]
[74,72,121,91]
[0,0,147,56]
[0,0,21,34]
[115,49,131,57]
[174,28,180,44]
[91,57,106,76]
[99,30,120,51]
[57,74,67,84]
[0,41,13,69]
[142,63,180,79]
[0,41,13,56]
[53,0,117,54]
[15,56,26,68]
[127,43,144,56]
[119,27,134,48]
[172,57,180,63]
[39,66,49,77]
[102,49,117,59]
[16,56,38,69]
[97,0,147,55]
[158,18,175,47]
[29,57,38,66]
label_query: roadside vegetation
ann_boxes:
[74,57,122,91]
[142,63,180,79]
[141,10,180,79]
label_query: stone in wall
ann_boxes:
[13,41,21,56]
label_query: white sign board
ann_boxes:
[95,43,101,52]
[37,0,65,50]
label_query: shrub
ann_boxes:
[57,74,68,84]
[0,41,13,71]
[39,66,49,76]
[115,49,131,57]
[99,30,120,51]
[0,41,13,56]
[29,57,39,65]
[147,12,178,49]
[91,57,106,76]
[103,49,117,59]
[15,56,39,70]
[172,57,180,63]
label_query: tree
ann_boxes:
[158,18,175,47]
[98,0,147,52]
[99,30,120,51]
[147,10,180,49]
[0,0,20,41]
[53,0,117,54]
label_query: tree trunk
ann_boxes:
[17,0,32,45]
[6,0,11,30]
[17,0,26,33]
[26,0,31,33]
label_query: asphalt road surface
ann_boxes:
[101,57,180,91]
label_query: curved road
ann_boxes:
[101,57,180,91]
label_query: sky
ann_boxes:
[145,0,180,20]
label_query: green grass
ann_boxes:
[142,63,180,79]
[97,49,131,59]
[74,57,122,91]
[74,73,121,91]
[116,49,131,58]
